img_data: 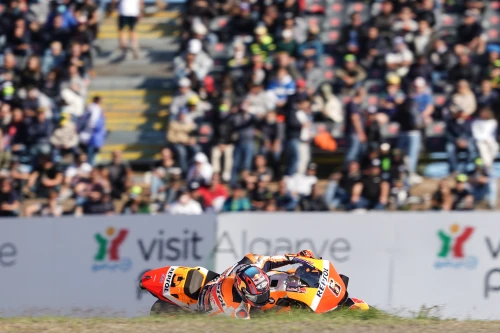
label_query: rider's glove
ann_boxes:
[297,249,315,259]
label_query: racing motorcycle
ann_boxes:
[139,256,369,315]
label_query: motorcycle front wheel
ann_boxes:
[150,300,185,315]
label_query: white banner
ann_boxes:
[0,214,217,317]
[215,212,500,320]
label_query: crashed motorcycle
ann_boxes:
[139,256,369,315]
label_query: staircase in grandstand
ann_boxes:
[89,6,180,163]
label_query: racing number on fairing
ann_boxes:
[328,278,342,297]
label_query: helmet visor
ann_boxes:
[244,289,270,306]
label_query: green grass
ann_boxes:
[1,309,500,333]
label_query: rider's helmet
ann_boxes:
[234,265,271,307]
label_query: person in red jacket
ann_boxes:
[198,173,228,211]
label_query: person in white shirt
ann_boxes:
[114,0,144,58]
[386,37,414,78]
[295,98,313,175]
[285,163,318,197]
[167,189,203,215]
[472,107,499,169]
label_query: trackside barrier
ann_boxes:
[215,212,500,320]
[0,214,216,316]
[2,212,500,319]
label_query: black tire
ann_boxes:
[150,300,185,315]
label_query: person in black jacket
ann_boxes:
[211,100,234,182]
[445,106,476,174]
[229,104,256,186]
[284,102,302,176]
[299,183,328,211]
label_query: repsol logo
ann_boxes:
[138,230,203,261]
[164,268,175,293]
[214,231,351,263]
[216,283,226,308]
[316,267,329,298]
[0,242,17,267]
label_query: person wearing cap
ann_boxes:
[297,24,323,65]
[122,185,151,214]
[457,9,484,53]
[113,0,144,59]
[170,77,197,118]
[174,39,214,82]
[451,174,474,211]
[167,112,198,174]
[250,26,276,62]
[336,54,367,95]
[50,112,79,160]
[277,29,298,57]
[222,184,251,212]
[385,36,414,77]
[187,152,213,186]
[167,186,203,215]
[445,100,475,174]
[379,74,405,123]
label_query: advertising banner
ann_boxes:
[215,212,500,320]
[0,214,216,316]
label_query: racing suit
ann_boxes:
[197,253,300,319]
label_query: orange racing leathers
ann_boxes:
[197,254,297,319]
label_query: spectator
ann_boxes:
[81,188,115,215]
[445,106,475,174]
[352,159,390,210]
[115,0,144,59]
[25,190,63,217]
[298,25,323,65]
[174,39,214,81]
[243,82,275,118]
[273,179,298,211]
[325,162,362,210]
[449,53,479,85]
[450,80,477,117]
[339,12,365,55]
[249,175,273,210]
[122,186,151,214]
[392,6,418,39]
[472,107,498,169]
[0,178,20,217]
[42,41,66,76]
[457,9,485,54]
[386,37,414,78]
[250,26,276,63]
[294,97,313,174]
[299,183,328,211]
[170,78,196,118]
[373,0,396,40]
[416,0,436,27]
[344,88,367,166]
[222,184,251,212]
[286,162,318,197]
[477,79,500,111]
[379,74,405,124]
[431,180,453,211]
[229,104,256,185]
[451,174,474,210]
[259,111,283,172]
[26,155,63,198]
[167,110,198,173]
[50,113,79,160]
[360,26,389,69]
[277,29,298,57]
[335,54,367,95]
[225,3,255,41]
[78,96,106,164]
[412,20,434,57]
[27,107,53,158]
[428,39,457,86]
[187,152,213,186]
[267,67,296,109]
[313,83,343,123]
[211,101,233,182]
[167,187,203,214]
[106,151,133,199]
[198,173,228,212]
[148,147,182,202]
[406,56,433,85]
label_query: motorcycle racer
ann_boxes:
[197,250,315,319]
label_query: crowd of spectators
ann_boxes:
[1,0,500,217]
[0,0,107,217]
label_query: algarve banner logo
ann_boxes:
[92,227,132,272]
[434,224,477,270]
